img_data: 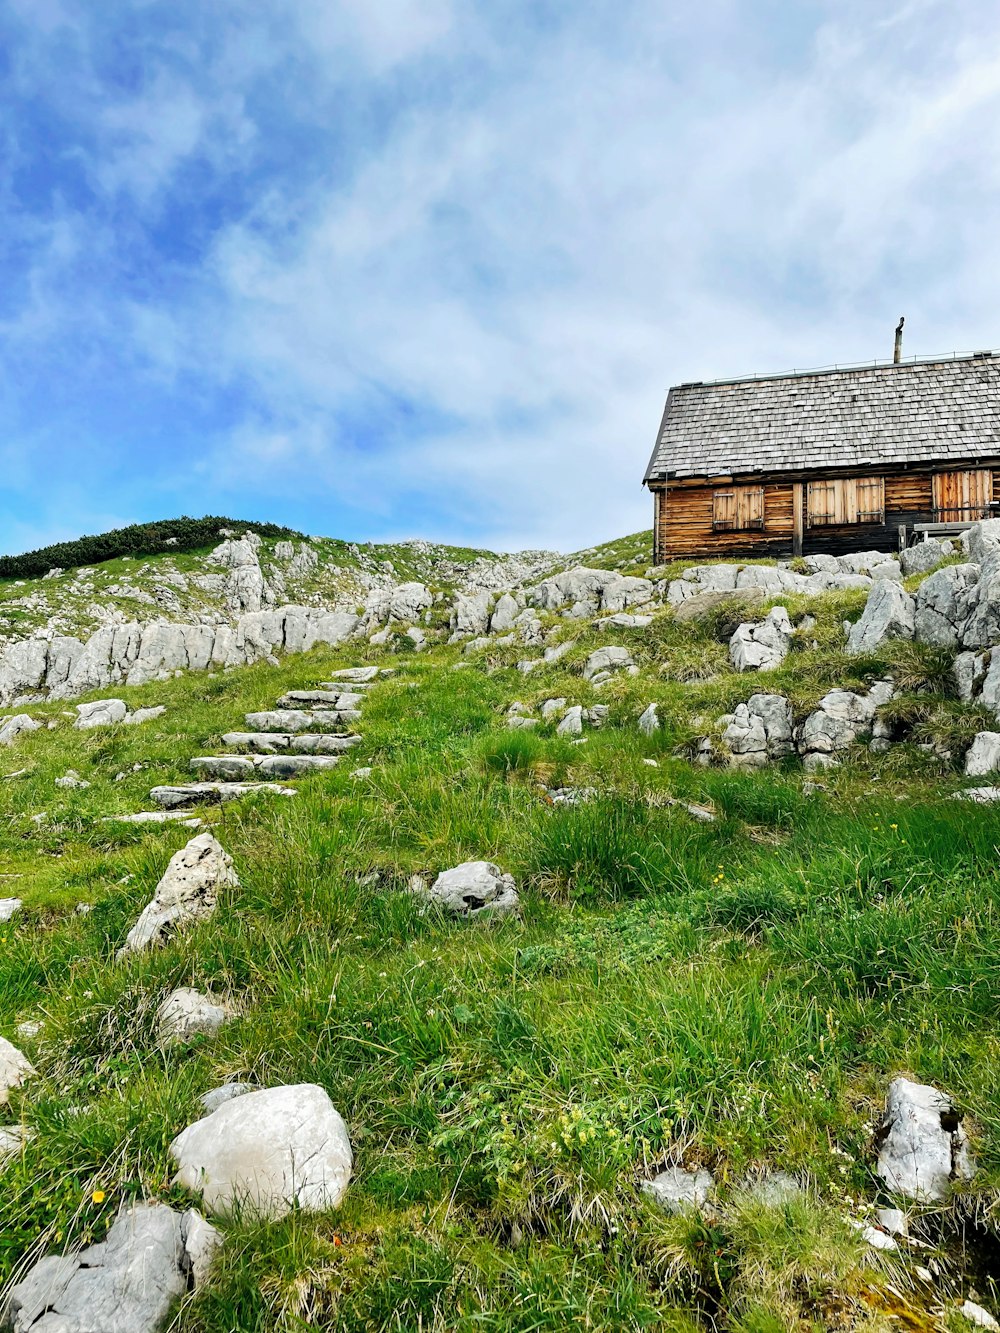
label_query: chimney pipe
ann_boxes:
[893,316,905,364]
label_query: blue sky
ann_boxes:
[2,0,1000,555]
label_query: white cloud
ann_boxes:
[5,0,1000,551]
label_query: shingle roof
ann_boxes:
[644,352,1000,482]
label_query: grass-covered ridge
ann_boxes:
[1,560,999,1330]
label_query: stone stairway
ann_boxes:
[132,666,384,816]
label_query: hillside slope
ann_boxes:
[0,522,999,1331]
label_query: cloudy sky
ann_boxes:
[2,0,1000,555]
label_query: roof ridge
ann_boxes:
[676,349,1000,391]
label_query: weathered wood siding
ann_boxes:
[651,467,1000,563]
[655,482,794,561]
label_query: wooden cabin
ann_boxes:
[643,351,1000,564]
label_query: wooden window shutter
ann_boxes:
[737,487,764,529]
[933,469,993,520]
[854,476,884,523]
[713,491,737,531]
[808,477,883,526]
[807,480,837,526]
[713,487,764,531]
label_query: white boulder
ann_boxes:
[965,732,1000,777]
[729,606,794,671]
[0,1036,34,1104]
[156,988,231,1052]
[846,580,915,654]
[3,1202,221,1331]
[412,860,519,918]
[170,1083,352,1220]
[119,834,238,956]
[876,1076,974,1202]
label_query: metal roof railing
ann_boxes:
[677,348,1000,390]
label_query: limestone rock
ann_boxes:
[102,812,203,828]
[170,1083,352,1220]
[4,1202,220,1332]
[0,899,22,922]
[722,694,793,767]
[0,715,42,747]
[55,770,90,790]
[960,1300,1000,1330]
[876,1076,974,1202]
[638,703,660,736]
[527,567,653,618]
[255,754,340,778]
[413,861,519,918]
[149,783,296,808]
[244,709,358,732]
[798,682,892,769]
[582,646,636,682]
[641,1166,714,1215]
[729,606,794,671]
[156,988,231,1052]
[846,580,915,654]
[556,706,584,736]
[189,756,257,781]
[914,564,979,647]
[965,732,1000,777]
[0,1036,34,1104]
[119,833,238,956]
[900,540,946,578]
[74,698,128,729]
[198,1082,253,1115]
[451,590,493,638]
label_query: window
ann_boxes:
[807,477,884,527]
[932,469,993,521]
[712,486,764,531]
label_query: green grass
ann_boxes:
[1,569,999,1329]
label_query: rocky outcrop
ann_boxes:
[526,567,653,619]
[0,715,41,747]
[0,606,363,707]
[583,646,637,684]
[900,539,947,578]
[4,1203,221,1333]
[721,694,794,767]
[170,1084,352,1220]
[797,681,893,771]
[667,559,874,605]
[965,732,1000,777]
[913,564,980,647]
[729,606,793,671]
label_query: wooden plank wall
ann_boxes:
[655,483,794,561]
[651,471,996,562]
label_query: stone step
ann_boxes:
[275,689,362,708]
[190,755,340,781]
[317,680,372,692]
[324,666,380,682]
[244,709,361,732]
[221,732,363,754]
[150,783,297,809]
[102,811,204,828]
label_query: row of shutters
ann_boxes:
[712,470,993,530]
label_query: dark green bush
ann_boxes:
[0,516,302,580]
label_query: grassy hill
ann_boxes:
[0,532,998,1331]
